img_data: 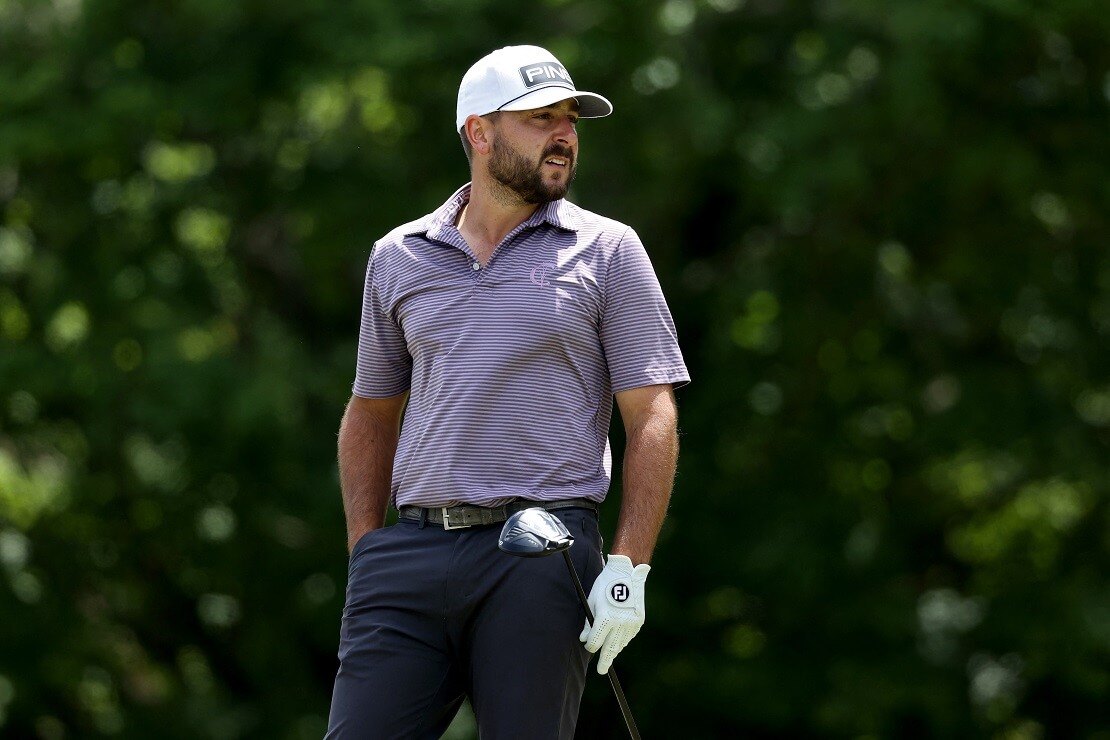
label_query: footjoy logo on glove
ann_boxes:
[610,583,630,603]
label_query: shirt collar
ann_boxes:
[410,183,581,240]
[535,197,579,232]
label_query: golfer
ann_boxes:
[326,44,689,739]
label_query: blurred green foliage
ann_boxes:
[2,0,1110,738]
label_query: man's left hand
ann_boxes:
[579,554,650,674]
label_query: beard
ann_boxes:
[488,136,576,205]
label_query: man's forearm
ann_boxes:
[611,392,679,565]
[337,394,406,553]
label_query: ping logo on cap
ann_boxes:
[519,62,573,88]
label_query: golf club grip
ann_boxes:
[561,551,642,739]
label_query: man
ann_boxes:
[326,45,689,739]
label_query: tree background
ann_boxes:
[2,0,1109,737]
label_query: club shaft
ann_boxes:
[562,551,641,740]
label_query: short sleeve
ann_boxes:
[352,246,412,398]
[599,228,690,393]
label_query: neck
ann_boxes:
[456,171,543,252]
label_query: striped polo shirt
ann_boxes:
[353,183,690,509]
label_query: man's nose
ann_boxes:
[553,117,578,145]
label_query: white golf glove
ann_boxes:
[579,554,650,674]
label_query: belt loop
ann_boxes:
[418,508,427,529]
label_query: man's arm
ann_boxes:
[610,383,680,565]
[578,382,678,672]
[337,392,408,553]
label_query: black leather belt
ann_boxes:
[398,498,598,530]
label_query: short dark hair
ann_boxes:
[460,112,502,162]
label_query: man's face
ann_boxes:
[486,100,579,204]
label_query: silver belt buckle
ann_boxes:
[442,507,468,530]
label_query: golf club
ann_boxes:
[499,508,642,740]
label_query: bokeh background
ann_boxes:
[2,0,1110,737]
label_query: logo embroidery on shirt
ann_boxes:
[529,262,558,287]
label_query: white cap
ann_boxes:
[456,45,613,130]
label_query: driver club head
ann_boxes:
[498,508,574,558]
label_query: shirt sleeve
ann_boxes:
[599,228,691,394]
[352,245,412,398]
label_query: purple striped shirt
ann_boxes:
[353,184,690,508]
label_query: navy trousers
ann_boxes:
[325,507,604,740]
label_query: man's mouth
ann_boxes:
[544,156,569,168]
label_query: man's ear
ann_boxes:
[465,115,494,156]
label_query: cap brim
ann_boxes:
[498,87,613,118]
